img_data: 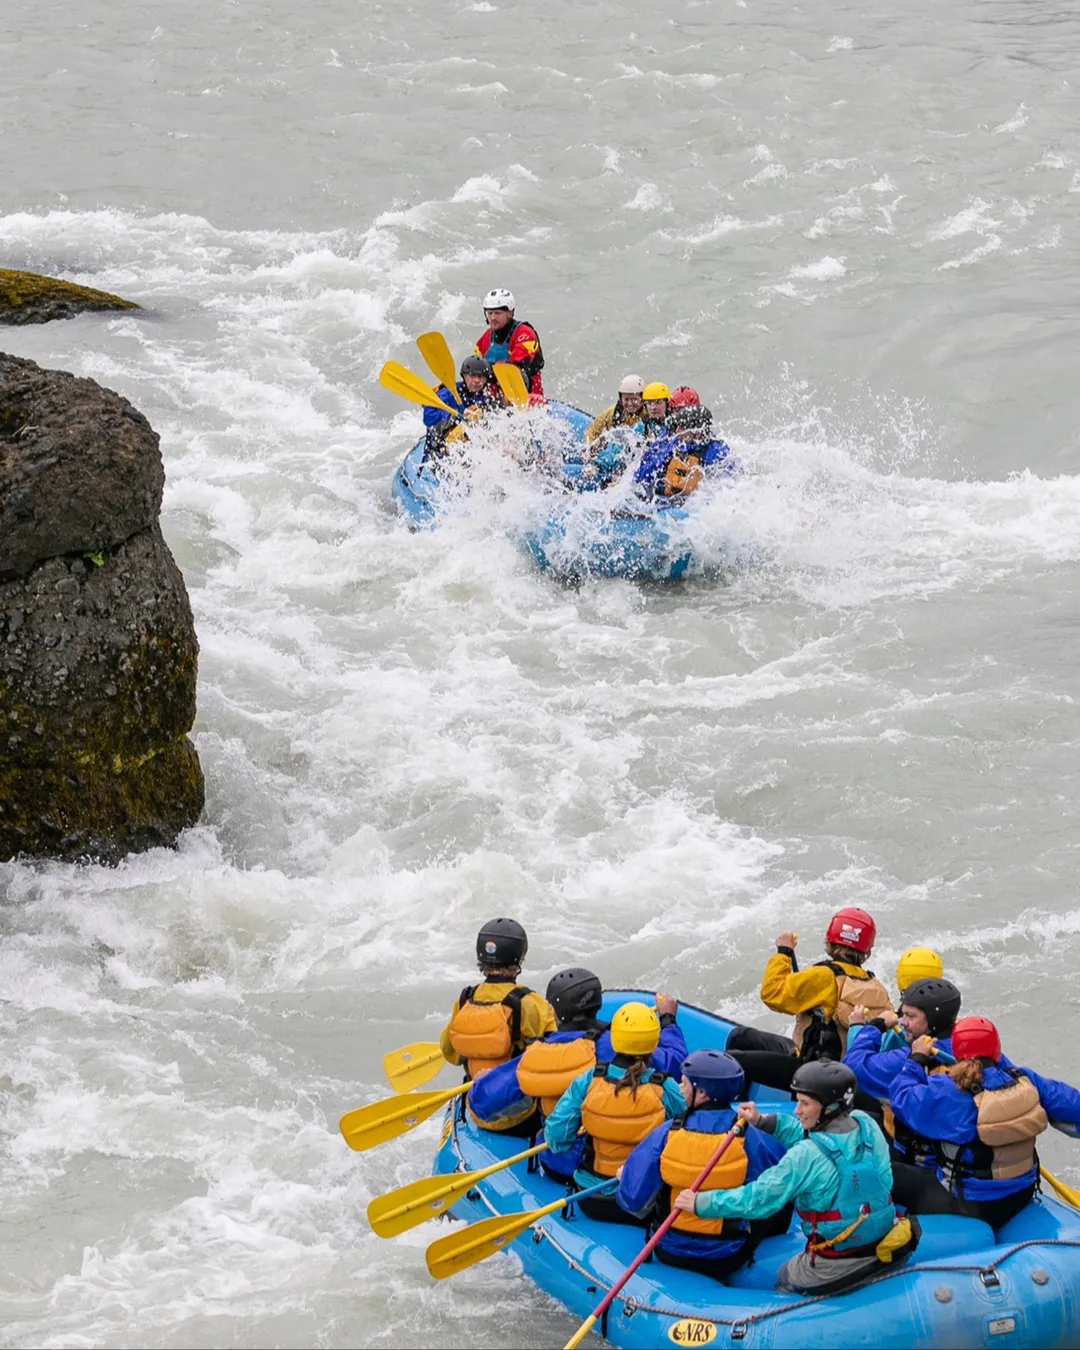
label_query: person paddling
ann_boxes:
[845,977,963,1167]
[889,1015,1080,1226]
[725,909,892,1106]
[544,1001,685,1223]
[467,971,686,1179]
[440,919,556,1134]
[617,1051,791,1280]
[674,1061,919,1294]
[422,354,503,463]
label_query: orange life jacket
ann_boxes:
[659,1121,749,1236]
[794,963,893,1059]
[580,1064,669,1178]
[448,983,530,1080]
[517,1036,597,1117]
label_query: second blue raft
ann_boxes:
[390,402,698,581]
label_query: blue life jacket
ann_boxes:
[798,1115,896,1256]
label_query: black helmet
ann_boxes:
[546,968,602,1022]
[460,354,493,380]
[901,978,962,1039]
[476,918,527,967]
[790,1059,857,1127]
[666,404,714,437]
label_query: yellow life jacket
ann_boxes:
[794,963,893,1059]
[448,984,530,1081]
[659,1121,749,1236]
[517,1036,597,1117]
[580,1065,669,1178]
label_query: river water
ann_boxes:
[2,1,1080,1345]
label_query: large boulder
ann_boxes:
[0,268,140,325]
[0,354,203,863]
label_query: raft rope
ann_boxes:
[447,1111,1080,1337]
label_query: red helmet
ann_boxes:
[824,907,876,953]
[670,386,700,409]
[950,1016,1001,1063]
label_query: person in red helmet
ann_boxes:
[669,386,700,409]
[887,1015,1080,1226]
[724,908,893,1108]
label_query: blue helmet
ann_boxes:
[681,1050,745,1105]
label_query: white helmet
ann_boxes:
[482,287,516,312]
[618,374,645,395]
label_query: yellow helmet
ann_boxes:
[609,1001,661,1056]
[642,382,671,402]
[896,946,943,993]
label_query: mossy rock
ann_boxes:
[1,352,163,580]
[0,268,139,326]
[0,735,204,863]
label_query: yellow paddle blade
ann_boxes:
[416,332,462,406]
[383,1042,446,1094]
[493,362,530,409]
[379,360,459,415]
[564,1315,599,1350]
[1041,1166,1080,1210]
[367,1143,548,1238]
[339,1082,467,1153]
[425,1192,567,1280]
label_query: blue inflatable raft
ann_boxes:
[431,991,1080,1349]
[390,402,696,581]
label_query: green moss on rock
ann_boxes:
[0,268,140,326]
[0,735,204,863]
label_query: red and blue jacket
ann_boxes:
[617,1106,787,1262]
[475,320,544,397]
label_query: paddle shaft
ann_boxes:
[1041,1166,1080,1209]
[563,1124,745,1350]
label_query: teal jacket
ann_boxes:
[693,1110,893,1225]
[544,1059,686,1187]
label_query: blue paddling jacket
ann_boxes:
[890,1054,1080,1201]
[617,1106,787,1263]
[421,381,501,455]
[633,434,740,500]
[469,1019,687,1181]
[845,1023,954,1167]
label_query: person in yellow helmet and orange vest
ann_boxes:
[440,919,556,1135]
[544,1001,685,1223]
[616,1051,792,1280]
[724,908,893,1110]
[467,969,687,1179]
